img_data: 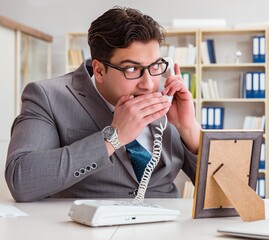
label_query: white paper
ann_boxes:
[0,204,28,217]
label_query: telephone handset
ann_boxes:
[162,57,175,78]
[159,57,175,103]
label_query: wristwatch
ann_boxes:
[102,126,121,150]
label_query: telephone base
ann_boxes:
[69,200,180,227]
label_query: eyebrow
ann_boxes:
[119,57,163,65]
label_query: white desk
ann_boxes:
[0,197,245,240]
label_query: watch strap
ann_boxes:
[109,136,121,150]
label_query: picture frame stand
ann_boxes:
[213,162,265,221]
[192,130,264,222]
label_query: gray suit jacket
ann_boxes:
[5,59,197,202]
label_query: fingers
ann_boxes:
[113,93,171,144]
[141,99,171,118]
[116,93,171,123]
[116,95,134,107]
[117,92,163,108]
[128,92,163,108]
[143,105,171,125]
[174,62,181,76]
[162,76,184,96]
[127,93,171,115]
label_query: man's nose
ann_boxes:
[138,69,155,90]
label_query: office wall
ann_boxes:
[1,0,269,77]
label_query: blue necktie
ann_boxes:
[125,140,152,182]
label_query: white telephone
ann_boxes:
[69,200,180,227]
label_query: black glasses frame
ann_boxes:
[98,58,169,80]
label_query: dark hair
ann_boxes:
[88,6,165,61]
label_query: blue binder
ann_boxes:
[201,107,208,129]
[206,39,216,64]
[252,36,260,63]
[252,72,259,98]
[244,72,253,98]
[213,107,224,129]
[252,36,266,63]
[259,143,265,170]
[207,107,214,129]
[259,72,265,98]
[259,36,266,63]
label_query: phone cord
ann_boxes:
[132,115,168,204]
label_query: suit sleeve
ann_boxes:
[181,141,197,185]
[5,82,113,202]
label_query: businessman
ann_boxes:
[5,6,201,202]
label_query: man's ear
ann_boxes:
[92,59,105,82]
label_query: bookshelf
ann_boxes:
[0,16,52,185]
[199,28,268,198]
[65,32,89,72]
[65,27,268,197]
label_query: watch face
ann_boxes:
[103,126,115,139]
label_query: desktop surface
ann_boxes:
[0,197,248,240]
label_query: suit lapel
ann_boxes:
[67,60,112,129]
[67,60,137,180]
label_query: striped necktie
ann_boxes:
[125,140,152,182]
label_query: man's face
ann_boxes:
[95,40,162,106]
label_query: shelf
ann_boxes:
[201,98,266,103]
[200,28,267,34]
[201,63,266,69]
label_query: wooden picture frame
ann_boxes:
[192,130,263,219]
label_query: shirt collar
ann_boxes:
[91,75,115,112]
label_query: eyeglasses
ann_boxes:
[99,58,169,80]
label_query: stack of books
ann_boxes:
[201,79,220,99]
[68,49,84,66]
[242,115,265,130]
[161,44,196,65]
[200,39,216,64]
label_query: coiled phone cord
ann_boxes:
[132,115,168,204]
